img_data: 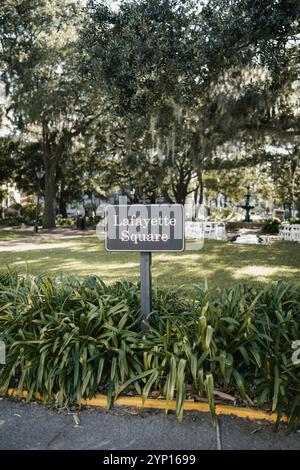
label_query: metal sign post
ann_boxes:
[140,252,152,331]
[105,203,184,331]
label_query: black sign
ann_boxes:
[105,204,184,252]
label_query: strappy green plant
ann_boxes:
[0,272,299,430]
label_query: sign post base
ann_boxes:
[140,252,152,331]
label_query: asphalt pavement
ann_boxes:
[0,398,299,450]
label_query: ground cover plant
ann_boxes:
[0,272,299,430]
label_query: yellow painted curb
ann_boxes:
[5,388,287,424]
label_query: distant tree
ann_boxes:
[0,0,101,227]
[203,166,276,207]
[79,0,203,202]
[80,0,300,193]
[56,142,103,218]
[267,145,300,217]
[2,0,299,218]
[0,137,17,205]
[0,137,15,185]
[197,0,300,167]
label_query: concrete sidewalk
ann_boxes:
[0,398,299,450]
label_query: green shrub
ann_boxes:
[0,215,31,226]
[0,202,40,226]
[0,273,299,430]
[261,218,281,234]
[56,217,75,227]
[22,204,40,222]
[207,208,240,221]
[55,216,100,228]
[11,203,22,211]
[86,216,101,228]
[289,218,300,225]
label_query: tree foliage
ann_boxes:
[0,0,299,213]
[0,0,101,226]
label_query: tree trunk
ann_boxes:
[173,182,188,205]
[59,197,68,219]
[199,174,204,204]
[195,168,204,204]
[172,164,191,205]
[41,114,95,228]
[194,185,199,205]
[43,162,56,228]
[59,179,68,218]
[42,119,57,229]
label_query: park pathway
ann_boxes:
[0,227,95,252]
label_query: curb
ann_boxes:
[5,388,287,424]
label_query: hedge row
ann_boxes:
[0,272,299,430]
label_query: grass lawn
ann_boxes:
[0,230,39,241]
[1,234,299,291]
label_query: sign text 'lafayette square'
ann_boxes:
[105,204,184,251]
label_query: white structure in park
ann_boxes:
[184,219,226,241]
[0,183,30,217]
[280,225,300,243]
[184,221,226,250]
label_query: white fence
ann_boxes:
[279,224,300,243]
[185,221,226,241]
[203,222,227,241]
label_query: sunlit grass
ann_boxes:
[0,230,39,241]
[0,235,299,291]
